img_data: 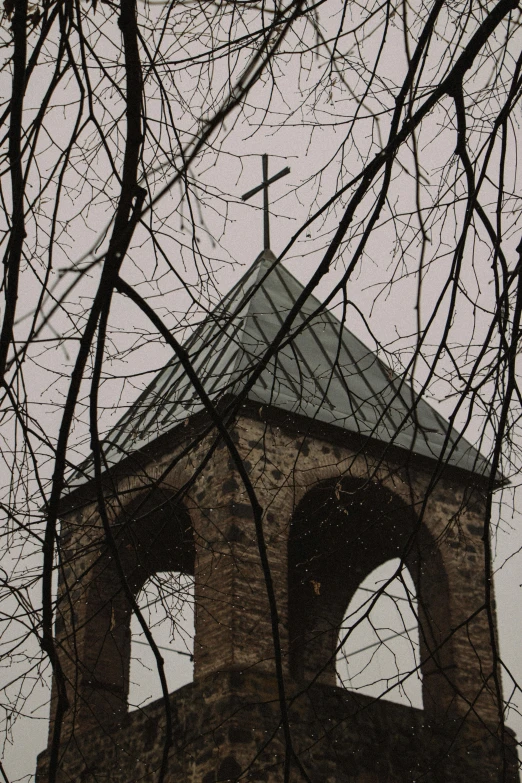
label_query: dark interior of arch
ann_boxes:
[287,477,454,716]
[110,487,195,591]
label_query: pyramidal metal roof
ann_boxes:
[75,249,490,485]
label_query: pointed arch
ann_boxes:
[129,569,194,709]
[287,476,455,717]
[72,486,194,733]
[336,558,423,708]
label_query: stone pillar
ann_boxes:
[191,444,292,681]
[421,482,501,726]
[49,503,132,741]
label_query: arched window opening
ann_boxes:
[336,558,422,709]
[129,571,194,710]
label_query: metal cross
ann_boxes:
[241,154,290,251]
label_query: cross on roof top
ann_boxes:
[241,154,290,251]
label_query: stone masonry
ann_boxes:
[36,402,519,782]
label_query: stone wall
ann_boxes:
[37,670,518,783]
[40,404,518,780]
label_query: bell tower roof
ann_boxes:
[76,250,490,483]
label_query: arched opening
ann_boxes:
[71,488,195,732]
[336,558,422,708]
[129,570,194,709]
[288,476,454,717]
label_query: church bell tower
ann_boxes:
[37,173,518,781]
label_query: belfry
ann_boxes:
[37,190,517,781]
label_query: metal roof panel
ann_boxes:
[71,249,491,485]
